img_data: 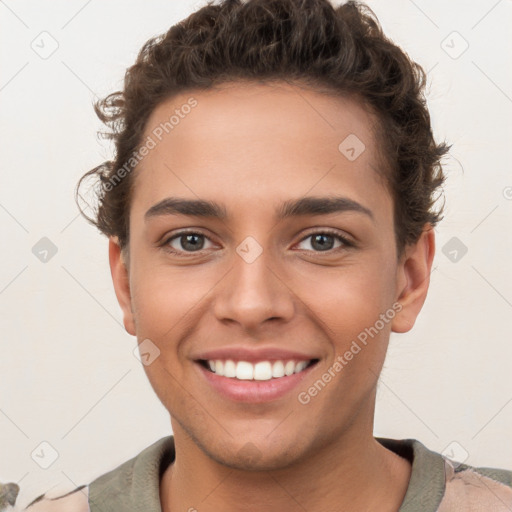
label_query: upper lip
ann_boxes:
[192,346,320,363]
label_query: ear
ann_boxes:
[391,225,435,333]
[109,237,136,336]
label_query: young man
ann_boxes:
[16,0,512,510]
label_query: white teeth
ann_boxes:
[236,361,254,380]
[294,361,308,373]
[272,361,285,378]
[224,359,237,378]
[284,361,295,376]
[205,359,313,380]
[253,361,273,381]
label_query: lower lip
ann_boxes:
[196,362,317,403]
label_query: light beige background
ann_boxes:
[1,0,511,507]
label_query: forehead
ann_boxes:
[131,81,390,220]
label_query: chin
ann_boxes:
[204,436,305,472]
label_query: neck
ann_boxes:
[160,420,411,512]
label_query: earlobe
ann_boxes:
[109,237,136,336]
[391,225,435,334]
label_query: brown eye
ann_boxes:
[296,230,353,253]
[310,233,336,251]
[163,231,215,255]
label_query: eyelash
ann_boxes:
[160,228,354,257]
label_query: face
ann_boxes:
[110,81,433,471]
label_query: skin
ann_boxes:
[109,81,435,511]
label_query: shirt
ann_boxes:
[20,436,512,511]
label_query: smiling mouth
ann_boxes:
[197,358,319,381]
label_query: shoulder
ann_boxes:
[23,486,90,512]
[20,436,174,511]
[437,458,512,512]
[377,437,512,511]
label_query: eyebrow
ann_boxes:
[144,196,374,222]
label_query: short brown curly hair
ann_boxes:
[77,0,449,257]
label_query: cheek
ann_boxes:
[130,257,213,339]
[294,268,395,418]
[304,257,397,380]
[308,259,396,329]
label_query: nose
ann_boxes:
[212,240,295,332]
